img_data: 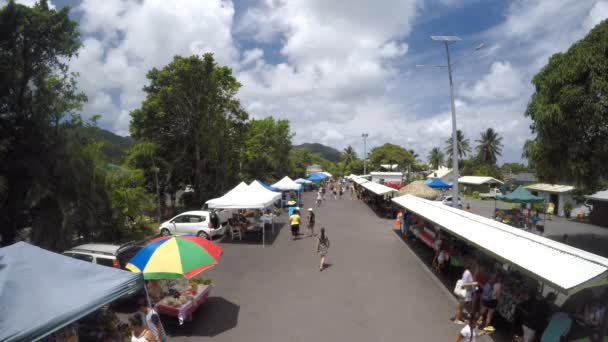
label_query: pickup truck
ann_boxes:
[480,188,502,200]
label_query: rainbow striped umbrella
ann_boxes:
[126,235,223,280]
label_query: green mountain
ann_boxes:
[83,127,135,162]
[293,143,341,163]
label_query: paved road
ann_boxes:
[167,191,487,341]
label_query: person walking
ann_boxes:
[321,185,326,200]
[332,186,337,200]
[289,209,301,240]
[306,208,316,237]
[453,260,478,325]
[316,191,322,207]
[339,185,343,199]
[316,227,330,271]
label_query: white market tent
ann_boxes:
[392,194,608,296]
[361,181,398,196]
[271,176,301,191]
[205,182,249,208]
[351,175,369,185]
[458,176,504,185]
[321,171,332,178]
[294,178,312,184]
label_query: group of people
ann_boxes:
[315,180,354,206]
[127,296,168,342]
[494,208,545,235]
[289,207,331,271]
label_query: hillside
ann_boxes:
[84,127,135,162]
[293,143,341,163]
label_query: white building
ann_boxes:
[370,172,403,187]
[458,176,504,193]
[426,166,454,184]
[525,183,575,217]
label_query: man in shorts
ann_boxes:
[289,209,301,240]
[453,260,478,325]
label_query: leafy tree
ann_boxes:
[0,1,92,247]
[473,163,503,180]
[427,147,444,170]
[524,20,608,192]
[475,128,503,165]
[130,54,248,204]
[288,149,313,178]
[444,129,472,164]
[241,117,292,183]
[501,162,531,175]
[341,145,358,165]
[368,143,415,172]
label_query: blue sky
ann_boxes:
[5,0,608,164]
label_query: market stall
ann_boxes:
[495,185,545,230]
[126,235,223,324]
[0,242,144,342]
[360,180,398,217]
[272,176,303,205]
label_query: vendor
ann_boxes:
[147,280,163,304]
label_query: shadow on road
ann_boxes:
[547,233,608,258]
[220,222,285,246]
[165,297,240,338]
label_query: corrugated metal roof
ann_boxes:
[351,176,369,185]
[426,166,452,179]
[586,190,608,202]
[361,181,397,195]
[525,183,575,193]
[458,176,504,185]
[391,195,608,295]
[370,172,403,176]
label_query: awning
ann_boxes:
[307,172,328,181]
[361,181,398,196]
[0,242,144,341]
[426,178,452,189]
[351,176,369,185]
[391,195,608,296]
[496,185,544,203]
[458,176,504,185]
[294,178,312,184]
[526,183,575,193]
[206,181,281,209]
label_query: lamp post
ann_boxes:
[423,36,484,208]
[362,133,369,175]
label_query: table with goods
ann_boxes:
[155,278,213,324]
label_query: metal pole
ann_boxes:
[362,134,368,175]
[444,41,459,208]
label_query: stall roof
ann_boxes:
[206,181,281,209]
[351,176,369,185]
[294,178,312,184]
[458,176,504,185]
[0,242,143,342]
[586,190,608,202]
[361,181,398,196]
[370,172,403,176]
[526,183,575,193]
[427,166,452,179]
[391,195,608,295]
[271,176,301,191]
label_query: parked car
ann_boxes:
[159,210,227,239]
[480,188,503,200]
[63,242,140,269]
[441,196,463,208]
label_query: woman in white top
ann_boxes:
[129,314,157,342]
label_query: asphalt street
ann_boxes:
[167,191,492,341]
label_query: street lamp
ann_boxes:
[362,133,369,175]
[423,36,484,208]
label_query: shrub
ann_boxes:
[472,191,480,199]
[564,201,573,218]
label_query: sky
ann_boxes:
[5,0,608,164]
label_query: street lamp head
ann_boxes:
[362,133,369,138]
[474,43,485,51]
[431,35,462,42]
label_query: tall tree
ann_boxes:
[241,117,292,183]
[0,1,95,247]
[368,143,415,171]
[341,145,358,165]
[524,20,608,192]
[427,147,444,170]
[475,128,503,165]
[130,54,248,204]
[444,129,472,163]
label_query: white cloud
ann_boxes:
[459,61,525,101]
[380,41,409,58]
[584,1,608,31]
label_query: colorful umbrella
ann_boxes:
[126,235,222,280]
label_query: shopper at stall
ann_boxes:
[306,208,316,237]
[453,260,478,325]
[139,298,167,342]
[316,191,322,207]
[129,314,157,342]
[479,273,502,329]
[316,227,330,271]
[289,209,301,240]
[455,313,487,342]
[519,291,557,342]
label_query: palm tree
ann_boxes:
[427,147,444,170]
[476,128,503,165]
[444,129,472,161]
[341,145,358,165]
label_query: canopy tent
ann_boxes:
[271,176,302,191]
[426,178,452,189]
[294,178,312,184]
[256,180,280,192]
[205,182,249,208]
[496,185,544,203]
[0,242,144,342]
[307,172,328,181]
[398,180,440,200]
[360,181,398,196]
[392,195,608,296]
[351,175,369,185]
[321,171,332,178]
